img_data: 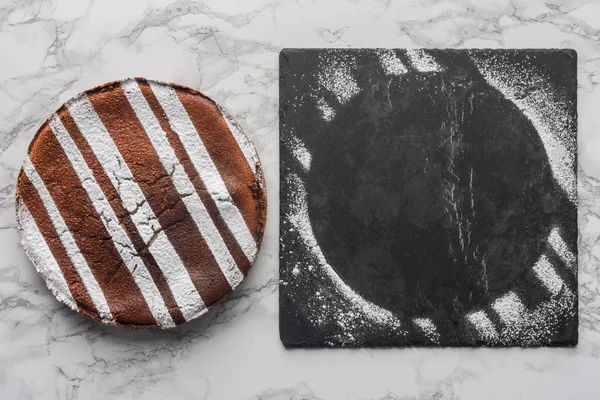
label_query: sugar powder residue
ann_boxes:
[493,292,526,326]
[471,52,577,204]
[488,285,576,345]
[318,52,361,104]
[464,52,577,345]
[378,50,408,76]
[284,171,403,343]
[413,318,440,343]
[532,254,564,295]
[467,250,575,345]
[406,49,441,72]
[316,98,336,122]
[288,135,312,172]
[466,311,499,342]
[548,226,576,269]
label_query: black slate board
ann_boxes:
[279,49,577,347]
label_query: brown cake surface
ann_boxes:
[15,78,267,329]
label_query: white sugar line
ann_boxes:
[413,317,440,343]
[548,227,576,270]
[288,134,312,173]
[472,56,576,204]
[121,79,243,289]
[378,49,408,76]
[406,49,441,72]
[466,310,499,342]
[49,115,175,328]
[316,98,336,122]
[532,254,564,296]
[149,81,258,263]
[216,104,259,175]
[67,95,207,321]
[18,202,77,310]
[286,173,402,328]
[492,291,525,325]
[23,157,114,323]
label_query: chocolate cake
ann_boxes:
[15,78,267,329]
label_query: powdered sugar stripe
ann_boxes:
[149,82,258,262]
[18,202,77,311]
[532,254,564,296]
[492,291,525,326]
[378,50,408,76]
[406,49,441,72]
[466,310,499,342]
[471,55,576,204]
[23,157,114,323]
[121,79,243,289]
[216,104,259,175]
[67,95,207,321]
[288,135,312,173]
[548,227,576,269]
[286,173,401,329]
[49,115,175,328]
[413,318,440,343]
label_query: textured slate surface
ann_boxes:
[279,49,578,347]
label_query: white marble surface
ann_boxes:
[1,0,600,398]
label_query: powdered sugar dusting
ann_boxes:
[318,53,361,104]
[216,104,261,175]
[548,226,576,269]
[468,248,576,345]
[288,135,312,172]
[467,311,499,342]
[378,50,408,76]
[471,53,576,204]
[317,98,336,122]
[533,254,564,295]
[406,49,441,72]
[492,292,527,342]
[413,318,440,343]
[486,284,576,345]
[17,201,77,311]
[493,292,525,326]
[286,172,402,336]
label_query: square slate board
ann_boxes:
[279,48,578,347]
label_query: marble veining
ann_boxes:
[1,0,600,398]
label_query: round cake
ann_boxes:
[15,78,267,329]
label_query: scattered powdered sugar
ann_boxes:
[288,135,312,172]
[317,97,336,122]
[285,172,403,335]
[493,291,526,326]
[378,49,408,76]
[468,238,575,345]
[406,49,442,72]
[463,52,577,345]
[466,310,499,342]
[318,53,361,104]
[413,318,440,343]
[16,200,78,312]
[501,288,576,345]
[216,104,261,175]
[471,52,577,204]
[548,226,576,269]
[484,268,576,346]
[532,254,564,295]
